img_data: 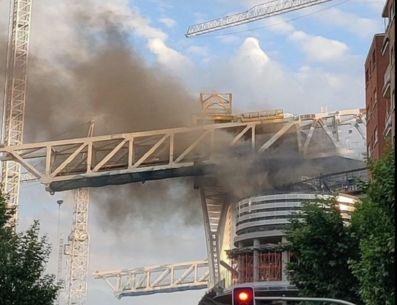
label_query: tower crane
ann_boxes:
[186,0,332,37]
[1,0,32,226]
[65,122,94,305]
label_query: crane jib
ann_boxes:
[186,0,333,37]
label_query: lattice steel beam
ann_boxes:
[1,0,33,226]
[186,0,332,37]
[94,261,209,298]
[64,188,90,305]
[0,109,366,193]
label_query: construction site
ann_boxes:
[0,0,389,305]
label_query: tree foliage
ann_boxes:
[0,195,60,305]
[350,150,395,305]
[285,150,395,305]
[285,198,361,304]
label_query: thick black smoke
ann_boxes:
[0,5,202,230]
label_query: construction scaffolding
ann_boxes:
[258,252,282,282]
[228,247,283,285]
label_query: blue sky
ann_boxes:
[0,0,387,304]
[108,0,386,114]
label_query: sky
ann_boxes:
[0,0,388,304]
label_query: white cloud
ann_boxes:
[263,16,350,62]
[236,37,270,66]
[290,30,348,61]
[186,45,209,57]
[199,37,300,112]
[191,36,363,114]
[0,0,188,74]
[357,0,385,12]
[263,15,295,34]
[148,38,193,73]
[159,17,177,28]
[218,34,240,44]
[91,1,190,73]
[313,8,382,38]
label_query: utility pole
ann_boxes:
[1,0,33,227]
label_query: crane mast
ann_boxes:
[65,122,94,305]
[1,0,32,226]
[186,0,332,37]
[65,188,90,305]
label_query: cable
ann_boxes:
[192,0,353,38]
[48,120,93,141]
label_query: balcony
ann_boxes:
[383,65,391,98]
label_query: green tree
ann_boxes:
[0,195,60,305]
[350,150,395,305]
[285,150,395,305]
[285,198,361,304]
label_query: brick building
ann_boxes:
[365,0,395,160]
[382,0,395,146]
[365,34,389,160]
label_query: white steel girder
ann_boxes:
[199,180,229,287]
[65,188,90,305]
[94,261,209,298]
[0,109,366,193]
[1,0,32,226]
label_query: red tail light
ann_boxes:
[233,287,254,305]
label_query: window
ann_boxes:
[374,128,378,144]
[373,89,378,108]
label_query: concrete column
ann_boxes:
[237,242,243,283]
[281,237,288,282]
[253,239,260,282]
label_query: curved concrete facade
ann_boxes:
[235,193,357,245]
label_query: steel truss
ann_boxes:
[186,0,332,37]
[199,178,229,287]
[94,261,209,298]
[64,188,90,305]
[0,109,366,193]
[1,0,32,226]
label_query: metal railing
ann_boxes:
[255,296,356,304]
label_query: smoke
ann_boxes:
[0,1,365,233]
[93,178,202,233]
[0,1,203,231]
[207,125,363,202]
[25,29,197,141]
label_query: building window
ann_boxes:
[373,89,377,107]
[365,68,369,83]
[374,128,378,144]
